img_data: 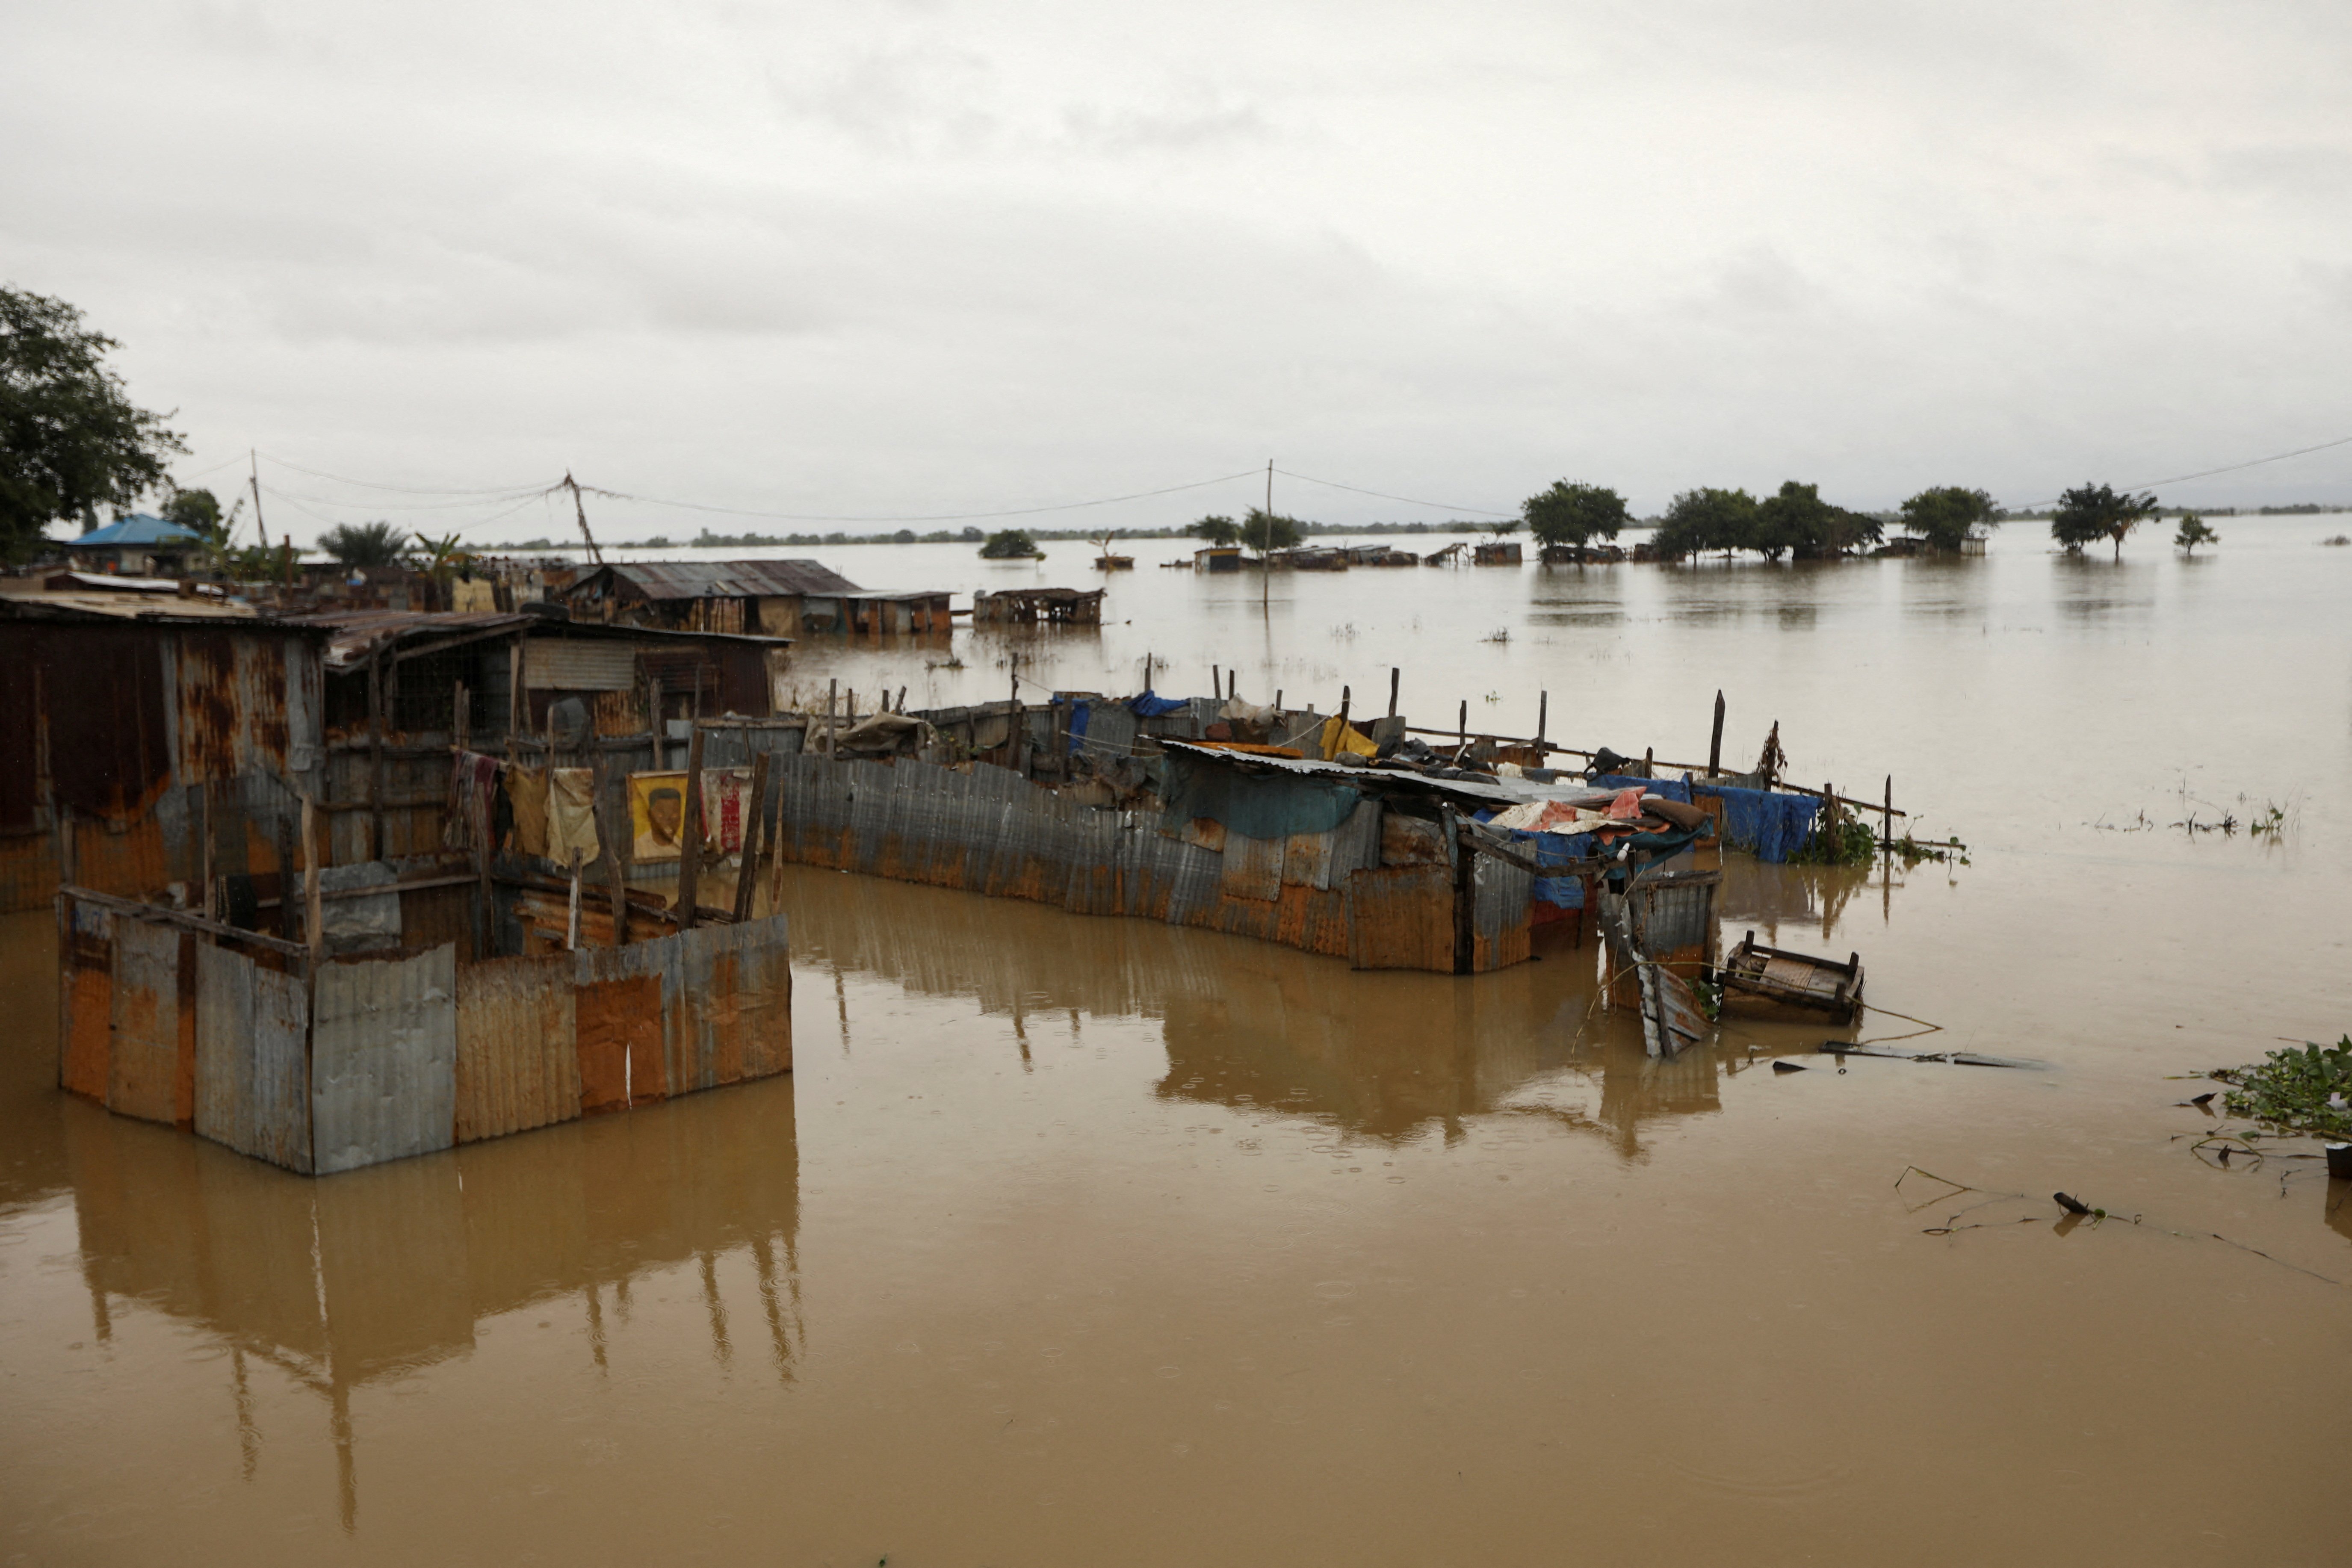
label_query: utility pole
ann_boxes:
[1262,458,1273,613]
[248,450,269,550]
[560,472,605,564]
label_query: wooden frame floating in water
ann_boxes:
[1716,930,1865,1024]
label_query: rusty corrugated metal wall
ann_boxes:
[761,754,1496,972]
[454,953,579,1143]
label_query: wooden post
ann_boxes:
[825,679,838,758]
[648,677,664,768]
[302,795,325,962]
[197,778,215,918]
[733,750,771,923]
[1387,667,1399,718]
[1338,685,1351,746]
[276,816,298,942]
[1883,776,1894,850]
[454,679,470,754]
[566,848,582,950]
[507,632,526,756]
[1708,689,1726,779]
[1644,746,1655,780]
[367,649,386,861]
[1274,689,1283,711]
[678,724,706,930]
[1457,700,1467,749]
[1536,690,1548,753]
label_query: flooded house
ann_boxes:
[558,559,953,637]
[8,594,796,1176]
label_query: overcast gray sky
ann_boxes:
[8,0,2350,542]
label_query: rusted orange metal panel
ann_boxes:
[1218,832,1284,903]
[1344,865,1455,972]
[455,953,579,1143]
[72,815,168,903]
[61,904,113,1101]
[576,973,656,1114]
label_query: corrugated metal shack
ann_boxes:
[706,692,1538,974]
[970,587,1106,625]
[559,559,952,637]
[14,596,797,1175]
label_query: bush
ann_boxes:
[979,529,1039,558]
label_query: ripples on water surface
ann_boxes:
[2,524,2348,1564]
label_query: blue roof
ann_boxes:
[72,514,204,547]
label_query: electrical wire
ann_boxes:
[254,450,553,496]
[2121,431,2352,492]
[1272,467,1515,518]
[579,468,1266,525]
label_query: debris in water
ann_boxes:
[1773,1060,1806,1074]
[2053,1192,2094,1216]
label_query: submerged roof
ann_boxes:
[1158,739,1519,809]
[581,559,863,600]
[68,514,205,548]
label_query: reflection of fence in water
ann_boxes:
[57,1068,802,1532]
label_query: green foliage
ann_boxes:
[1482,517,1519,540]
[2173,513,2218,554]
[319,520,410,568]
[1654,487,1758,559]
[1522,481,1628,550]
[2216,1037,2352,1138]
[412,530,473,581]
[1900,486,1997,552]
[2052,482,2157,558]
[1789,811,1879,866]
[1186,514,1241,547]
[1239,507,1304,554]
[978,528,1040,558]
[0,286,188,560]
[161,486,233,544]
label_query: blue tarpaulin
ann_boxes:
[1694,782,1820,863]
[1523,829,1596,909]
[1065,699,1091,753]
[1128,691,1190,717]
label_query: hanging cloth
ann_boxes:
[443,750,502,852]
[698,767,752,856]
[547,768,602,867]
[504,765,550,857]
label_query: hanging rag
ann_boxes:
[443,749,503,852]
[547,768,602,867]
[699,767,753,856]
[504,765,550,857]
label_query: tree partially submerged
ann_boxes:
[1653,487,1758,560]
[1898,486,1997,552]
[1238,507,1304,557]
[2174,513,2218,555]
[978,528,1040,558]
[1522,481,1628,553]
[0,286,188,561]
[2052,483,2157,559]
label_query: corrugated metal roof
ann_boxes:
[282,609,535,670]
[589,559,863,600]
[0,586,268,623]
[68,514,205,548]
[1158,740,1520,808]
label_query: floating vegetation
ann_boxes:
[1789,811,1879,866]
[2322,534,2349,546]
[1889,831,1971,866]
[1482,626,1511,644]
[2213,1037,2352,1140]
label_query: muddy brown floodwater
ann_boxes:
[4,523,2350,1565]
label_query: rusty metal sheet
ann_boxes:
[1281,829,1332,889]
[1219,831,1285,903]
[1344,865,1456,972]
[668,915,793,1092]
[576,972,659,1114]
[312,943,458,1175]
[108,916,184,1124]
[194,941,313,1172]
[523,639,637,691]
[594,558,860,602]
[455,953,579,1143]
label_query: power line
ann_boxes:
[1271,467,1514,518]
[253,451,553,497]
[580,467,1267,525]
[2121,430,2352,493]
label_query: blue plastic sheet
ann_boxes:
[1127,691,1190,717]
[1514,828,1595,909]
[1066,699,1090,753]
[1694,782,1820,863]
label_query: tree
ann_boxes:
[1481,517,1519,541]
[1654,487,1758,560]
[978,528,1039,558]
[1753,481,1832,561]
[412,529,473,582]
[1898,486,1997,552]
[2174,513,2219,555]
[319,520,410,568]
[1,286,188,560]
[1187,514,1241,547]
[1089,526,1122,557]
[1238,507,1304,556]
[2052,483,2157,559]
[1521,481,1628,551]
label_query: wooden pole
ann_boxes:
[302,795,325,962]
[507,631,526,757]
[1708,689,1726,778]
[826,679,838,758]
[1536,690,1548,751]
[678,724,705,930]
[566,848,582,950]
[197,778,215,918]
[1457,700,1467,750]
[367,649,386,861]
[1262,460,1273,613]
[1388,667,1399,717]
[648,676,664,767]
[1644,746,1654,780]
[276,816,298,942]
[1883,776,1894,849]
[733,750,771,922]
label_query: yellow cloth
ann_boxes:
[504,766,549,857]
[548,768,602,868]
[1319,715,1378,761]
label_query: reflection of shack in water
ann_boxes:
[58,1074,800,1532]
[777,864,1757,1155]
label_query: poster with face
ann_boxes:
[629,771,688,862]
